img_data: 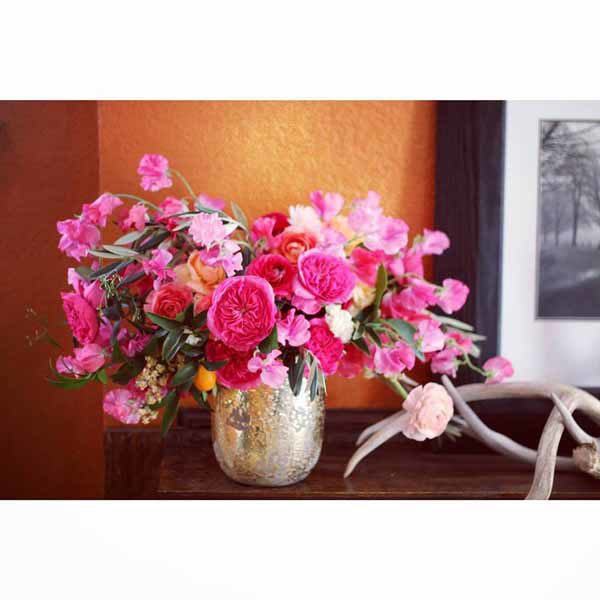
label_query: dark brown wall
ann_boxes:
[0,101,104,498]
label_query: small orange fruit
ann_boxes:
[194,365,217,392]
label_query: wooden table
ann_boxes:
[104,409,600,499]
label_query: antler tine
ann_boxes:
[551,393,598,448]
[355,410,405,447]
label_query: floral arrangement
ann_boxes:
[47,154,513,438]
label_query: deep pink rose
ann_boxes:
[246,254,296,298]
[61,292,99,344]
[305,318,344,375]
[148,283,193,320]
[402,383,454,441]
[292,250,357,314]
[205,339,261,391]
[207,276,277,352]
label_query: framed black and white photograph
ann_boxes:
[436,101,600,389]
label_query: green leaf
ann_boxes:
[117,270,146,288]
[162,328,184,362]
[89,259,133,281]
[258,326,279,354]
[146,312,183,331]
[190,386,212,410]
[366,325,383,348]
[96,368,109,384]
[434,314,474,332]
[382,319,417,344]
[191,311,207,329]
[203,359,228,371]
[160,390,180,437]
[88,250,122,260]
[289,355,306,396]
[351,337,371,356]
[114,229,147,245]
[170,362,198,387]
[138,230,170,252]
[373,264,388,318]
[102,244,140,258]
[47,377,93,390]
[75,265,93,280]
[111,358,145,385]
[230,201,249,231]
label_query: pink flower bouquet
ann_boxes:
[48,154,512,438]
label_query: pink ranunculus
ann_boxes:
[197,194,226,211]
[56,343,105,377]
[350,247,385,287]
[274,226,319,264]
[137,154,172,192]
[348,191,383,234]
[57,217,101,262]
[189,212,231,248]
[142,248,174,289]
[310,190,344,223]
[430,347,461,377]
[81,193,123,227]
[364,216,409,255]
[207,276,277,352]
[276,309,311,347]
[246,254,296,298]
[437,278,469,314]
[417,229,450,256]
[396,279,438,312]
[205,339,261,391]
[402,383,454,441]
[67,268,104,309]
[61,292,99,344]
[247,349,289,389]
[292,250,357,314]
[373,341,416,377]
[305,318,344,375]
[483,356,514,384]
[337,343,371,378]
[103,388,144,424]
[415,319,446,353]
[123,203,148,231]
[147,283,193,320]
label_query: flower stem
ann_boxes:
[169,168,196,198]
[115,193,163,213]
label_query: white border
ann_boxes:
[501,101,600,385]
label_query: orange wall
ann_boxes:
[99,101,437,415]
[1,101,104,498]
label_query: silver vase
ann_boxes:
[211,378,325,487]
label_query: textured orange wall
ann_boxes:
[98,101,437,413]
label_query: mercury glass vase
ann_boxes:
[211,378,325,487]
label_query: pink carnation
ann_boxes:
[137,154,172,192]
[310,190,344,222]
[437,279,469,314]
[246,254,296,298]
[373,341,415,377]
[81,193,123,227]
[207,276,277,352]
[56,217,100,262]
[292,250,356,314]
[205,339,261,391]
[123,203,148,231]
[103,388,144,424]
[402,383,454,441]
[56,343,105,377]
[189,212,231,248]
[61,292,99,344]
[305,318,344,375]
[483,356,514,384]
[276,309,311,347]
[248,349,288,389]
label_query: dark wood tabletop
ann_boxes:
[105,408,600,500]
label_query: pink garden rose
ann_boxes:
[305,318,344,375]
[310,190,344,222]
[137,154,172,192]
[276,309,311,347]
[57,217,100,261]
[81,193,123,227]
[483,356,514,384]
[56,343,105,377]
[147,283,193,320]
[207,276,277,352]
[246,254,296,298]
[248,349,288,389]
[373,341,416,377]
[402,383,454,441]
[205,339,261,390]
[436,278,469,314]
[61,292,99,344]
[103,387,144,424]
[292,250,357,314]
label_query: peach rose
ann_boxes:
[174,250,225,294]
[273,226,318,263]
[402,383,454,441]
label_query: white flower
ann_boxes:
[288,205,323,235]
[325,304,354,343]
[348,283,376,316]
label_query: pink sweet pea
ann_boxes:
[157,196,187,230]
[348,191,383,234]
[56,343,105,377]
[277,309,311,347]
[142,248,174,288]
[396,279,438,312]
[197,194,226,211]
[310,191,344,222]
[373,341,416,377]
[416,229,450,256]
[57,217,101,262]
[437,278,469,314]
[248,350,289,389]
[446,331,473,353]
[137,154,172,192]
[67,268,104,309]
[81,193,123,227]
[402,249,424,278]
[430,347,462,377]
[414,319,446,353]
[123,203,148,231]
[251,216,277,248]
[364,216,409,255]
[199,241,243,277]
[483,357,514,384]
[350,247,385,286]
[189,212,233,248]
